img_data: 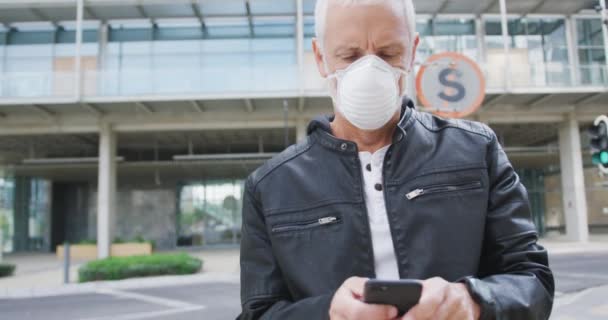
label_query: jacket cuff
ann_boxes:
[457,276,496,320]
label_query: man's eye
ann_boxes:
[380,53,397,59]
[341,55,358,62]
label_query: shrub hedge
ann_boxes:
[0,263,15,277]
[78,253,202,282]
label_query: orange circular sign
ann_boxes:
[415,52,486,119]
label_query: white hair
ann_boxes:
[314,0,416,51]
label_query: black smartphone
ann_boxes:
[363,279,423,316]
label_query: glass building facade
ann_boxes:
[177,180,244,247]
[0,1,606,253]
[1,12,607,99]
[576,17,607,85]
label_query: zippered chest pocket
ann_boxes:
[271,215,342,234]
[405,181,482,200]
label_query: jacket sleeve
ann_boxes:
[460,127,555,320]
[237,177,334,320]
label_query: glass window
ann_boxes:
[253,17,295,38]
[198,0,247,16]
[484,17,570,88]
[304,16,315,52]
[177,180,244,247]
[249,0,296,15]
[0,175,15,253]
[416,18,477,71]
[101,17,297,96]
[0,21,97,99]
[577,18,604,46]
[576,18,606,85]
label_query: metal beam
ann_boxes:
[136,5,149,19]
[571,1,596,14]
[31,104,55,118]
[135,102,154,113]
[82,103,103,116]
[115,119,288,132]
[84,7,99,20]
[71,134,99,148]
[483,94,508,107]
[528,94,554,107]
[574,92,603,106]
[523,0,550,16]
[0,124,98,135]
[244,99,255,112]
[190,100,205,113]
[433,0,450,18]
[245,0,254,37]
[477,0,498,15]
[480,112,566,124]
[29,8,57,26]
[191,0,208,36]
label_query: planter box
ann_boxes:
[57,244,97,260]
[57,243,152,260]
[111,243,153,257]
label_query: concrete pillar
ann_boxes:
[97,123,117,258]
[558,113,589,242]
[296,118,308,143]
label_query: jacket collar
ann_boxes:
[307,97,416,153]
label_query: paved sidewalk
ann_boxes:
[539,234,608,255]
[0,248,239,298]
[553,284,608,319]
[0,236,606,299]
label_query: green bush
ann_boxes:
[77,239,97,245]
[78,253,202,283]
[0,263,16,278]
[74,237,153,246]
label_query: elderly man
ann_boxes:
[238,0,554,319]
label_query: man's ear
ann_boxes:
[410,32,420,70]
[408,33,420,72]
[312,38,329,78]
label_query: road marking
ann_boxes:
[81,306,205,320]
[80,288,206,320]
[95,288,200,309]
[554,287,596,307]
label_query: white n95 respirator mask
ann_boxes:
[327,55,408,131]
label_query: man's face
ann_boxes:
[312,2,419,86]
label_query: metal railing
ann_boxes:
[0,71,76,99]
[86,64,300,97]
[0,62,607,100]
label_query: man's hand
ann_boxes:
[329,276,399,320]
[402,277,480,320]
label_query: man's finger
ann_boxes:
[346,298,398,320]
[403,277,447,320]
[343,277,368,298]
[434,285,462,320]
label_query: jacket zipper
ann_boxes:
[405,181,482,200]
[271,216,340,233]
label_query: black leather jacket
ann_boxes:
[239,100,554,320]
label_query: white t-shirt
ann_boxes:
[358,145,400,280]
